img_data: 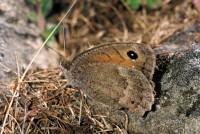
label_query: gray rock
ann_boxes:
[0,0,58,104]
[88,44,200,134]
[154,22,200,54]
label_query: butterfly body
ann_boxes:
[62,43,156,116]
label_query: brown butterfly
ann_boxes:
[62,42,156,116]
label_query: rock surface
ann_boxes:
[155,22,200,54]
[0,0,58,102]
[88,25,200,133]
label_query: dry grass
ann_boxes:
[57,0,199,60]
[1,69,126,133]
